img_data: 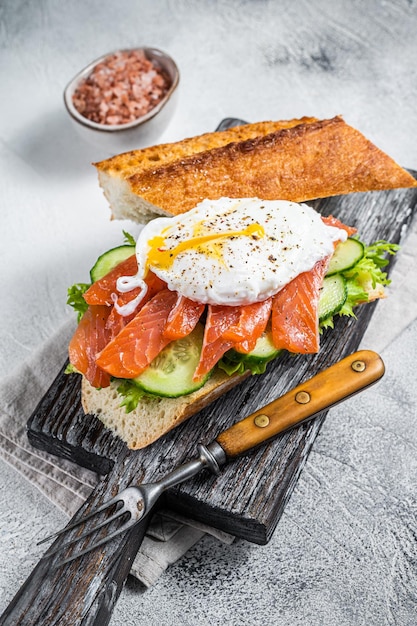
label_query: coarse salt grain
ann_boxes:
[72,50,171,126]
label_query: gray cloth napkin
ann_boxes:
[0,221,416,587]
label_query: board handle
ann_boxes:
[215,350,384,458]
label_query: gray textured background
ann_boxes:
[1,1,417,624]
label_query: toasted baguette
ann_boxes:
[94,116,318,223]
[95,116,417,223]
[82,368,250,450]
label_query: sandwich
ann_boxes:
[67,117,417,449]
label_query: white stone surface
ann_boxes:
[1,0,417,624]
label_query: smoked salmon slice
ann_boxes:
[163,295,205,340]
[96,289,178,379]
[84,253,166,309]
[271,258,329,354]
[322,214,357,237]
[223,298,272,353]
[105,271,167,339]
[105,303,138,340]
[193,299,274,380]
[193,305,241,381]
[204,305,241,343]
[68,305,112,388]
[193,335,235,382]
[84,255,138,306]
[270,218,351,354]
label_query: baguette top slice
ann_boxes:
[94,116,318,223]
[95,116,417,223]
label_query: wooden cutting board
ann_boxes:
[26,123,417,545]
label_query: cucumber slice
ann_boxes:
[132,323,210,398]
[222,328,281,376]
[327,238,364,275]
[238,330,282,373]
[318,274,347,321]
[90,245,135,282]
[238,329,280,363]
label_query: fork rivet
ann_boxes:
[254,414,270,428]
[137,501,144,512]
[295,390,310,404]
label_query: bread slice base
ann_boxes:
[82,368,249,450]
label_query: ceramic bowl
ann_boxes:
[63,47,179,154]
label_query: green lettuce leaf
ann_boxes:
[320,238,399,329]
[217,357,247,376]
[64,363,79,375]
[66,283,90,321]
[218,349,281,376]
[116,380,146,413]
[123,230,136,246]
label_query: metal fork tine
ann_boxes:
[42,507,127,560]
[37,494,122,547]
[52,516,140,568]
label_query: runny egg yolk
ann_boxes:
[146,221,265,272]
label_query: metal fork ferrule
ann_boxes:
[198,442,227,475]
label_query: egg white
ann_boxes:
[115,197,347,311]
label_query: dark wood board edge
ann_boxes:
[27,362,125,472]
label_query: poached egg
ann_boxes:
[115,198,347,314]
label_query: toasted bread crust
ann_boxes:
[95,116,320,222]
[125,117,417,216]
[94,116,318,180]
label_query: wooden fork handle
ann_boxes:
[216,350,385,458]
